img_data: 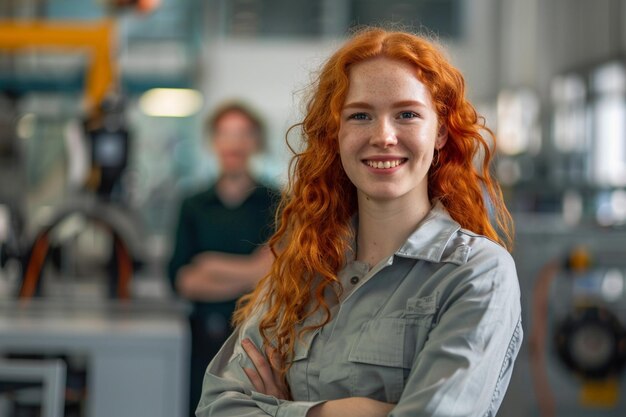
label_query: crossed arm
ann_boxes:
[241,338,395,417]
[195,249,522,417]
[176,246,274,301]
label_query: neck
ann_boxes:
[356,192,431,267]
[216,172,254,207]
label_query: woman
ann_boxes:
[196,29,522,417]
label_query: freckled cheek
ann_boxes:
[338,146,356,174]
[340,124,371,145]
[337,131,361,158]
[403,127,437,151]
[337,141,363,183]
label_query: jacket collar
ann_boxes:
[349,200,469,267]
[394,200,468,265]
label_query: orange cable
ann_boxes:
[19,234,50,299]
[529,259,560,417]
[115,237,132,300]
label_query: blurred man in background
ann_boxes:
[168,101,277,416]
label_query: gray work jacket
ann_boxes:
[196,202,523,417]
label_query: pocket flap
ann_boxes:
[348,318,405,368]
[406,293,438,315]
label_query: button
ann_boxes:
[350,276,360,285]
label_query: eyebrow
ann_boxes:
[342,100,427,110]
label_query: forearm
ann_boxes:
[209,251,271,287]
[198,247,273,289]
[176,247,273,301]
[186,275,250,301]
[307,398,394,417]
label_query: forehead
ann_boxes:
[344,57,432,104]
[214,110,256,130]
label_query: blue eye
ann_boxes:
[349,113,370,120]
[399,111,419,119]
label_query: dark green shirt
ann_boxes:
[168,183,278,320]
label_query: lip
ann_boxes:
[362,155,407,162]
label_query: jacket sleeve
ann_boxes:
[196,319,325,417]
[390,253,523,417]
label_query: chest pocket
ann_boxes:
[347,294,437,403]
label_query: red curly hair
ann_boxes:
[233,28,513,376]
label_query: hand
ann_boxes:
[307,397,395,417]
[241,338,291,400]
[175,258,249,302]
[175,265,203,299]
[193,248,273,289]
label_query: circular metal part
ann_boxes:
[554,306,626,379]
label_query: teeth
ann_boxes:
[366,159,404,169]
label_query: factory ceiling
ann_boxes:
[0,0,462,96]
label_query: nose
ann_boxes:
[369,118,397,148]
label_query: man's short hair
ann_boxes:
[204,101,266,150]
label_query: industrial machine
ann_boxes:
[0,12,189,417]
[528,244,626,417]
[495,55,626,417]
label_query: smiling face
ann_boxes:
[338,57,446,205]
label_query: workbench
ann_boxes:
[0,298,189,417]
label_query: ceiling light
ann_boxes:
[139,88,203,118]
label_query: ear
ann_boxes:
[436,124,448,150]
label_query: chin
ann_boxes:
[360,188,406,202]
[222,163,248,173]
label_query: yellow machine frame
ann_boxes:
[0,19,117,111]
